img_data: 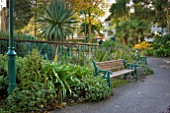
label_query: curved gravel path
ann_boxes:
[51,57,170,113]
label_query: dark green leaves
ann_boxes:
[38,0,77,41]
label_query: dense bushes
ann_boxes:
[153,34,170,57]
[0,55,7,93]
[0,50,112,112]
[95,41,134,63]
[73,75,112,102]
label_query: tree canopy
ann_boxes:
[66,0,107,36]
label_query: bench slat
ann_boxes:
[99,66,125,71]
[110,69,134,78]
[95,59,124,64]
[97,62,124,66]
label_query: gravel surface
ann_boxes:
[51,57,170,113]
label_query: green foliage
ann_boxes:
[42,62,80,102]
[73,75,112,102]
[115,19,149,45]
[0,48,114,112]
[139,64,154,75]
[10,82,56,112]
[99,40,115,51]
[67,52,92,67]
[38,0,77,41]
[0,55,24,95]
[17,49,43,87]
[93,48,114,62]
[8,49,57,112]
[153,34,170,57]
[14,0,33,30]
[113,44,134,63]
[110,0,130,20]
[0,30,37,40]
[144,47,154,56]
[0,55,7,92]
[111,79,129,88]
[0,31,55,59]
[0,31,9,38]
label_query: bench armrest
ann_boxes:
[98,68,112,74]
[92,60,112,76]
[126,63,138,70]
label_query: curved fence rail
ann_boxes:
[0,38,98,66]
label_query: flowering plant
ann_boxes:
[135,41,151,50]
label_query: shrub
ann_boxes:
[73,75,112,102]
[135,41,151,50]
[42,62,81,102]
[0,55,24,96]
[0,55,8,94]
[139,64,154,75]
[1,49,113,112]
[99,40,115,52]
[93,48,114,62]
[7,49,57,112]
[153,34,170,57]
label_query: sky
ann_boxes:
[0,0,6,10]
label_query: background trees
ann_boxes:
[14,0,33,30]
[109,0,170,46]
[66,0,107,37]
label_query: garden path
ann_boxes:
[51,57,170,113]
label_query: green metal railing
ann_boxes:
[0,38,98,66]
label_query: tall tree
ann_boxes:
[110,0,130,21]
[13,0,33,30]
[116,19,149,45]
[152,0,170,32]
[66,0,107,36]
[31,0,48,37]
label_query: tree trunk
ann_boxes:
[123,36,128,45]
[140,32,144,42]
[168,19,170,34]
[34,1,37,37]
[140,36,144,42]
[88,13,91,35]
[134,36,138,45]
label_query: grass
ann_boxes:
[111,79,130,88]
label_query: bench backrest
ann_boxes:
[94,59,125,72]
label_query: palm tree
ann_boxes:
[116,19,149,45]
[38,0,77,41]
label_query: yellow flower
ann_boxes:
[135,41,151,50]
[135,44,142,50]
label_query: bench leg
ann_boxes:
[106,73,111,87]
[123,74,128,79]
[134,71,138,81]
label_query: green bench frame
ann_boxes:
[92,59,138,87]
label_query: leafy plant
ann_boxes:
[139,64,154,75]
[7,49,57,112]
[99,40,115,51]
[73,75,112,102]
[0,54,8,93]
[0,54,25,98]
[93,48,114,62]
[38,0,77,41]
[42,62,80,102]
[153,34,170,57]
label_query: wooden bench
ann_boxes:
[92,59,138,87]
